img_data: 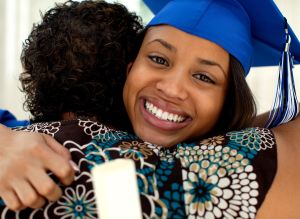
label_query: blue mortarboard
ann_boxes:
[143,0,300,127]
[144,0,300,75]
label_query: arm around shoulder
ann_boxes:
[257,109,300,218]
[271,108,300,150]
[0,123,74,210]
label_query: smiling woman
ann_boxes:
[0,0,300,218]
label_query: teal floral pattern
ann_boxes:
[227,127,275,151]
[54,184,97,219]
[160,183,186,218]
[179,128,272,219]
[1,121,276,219]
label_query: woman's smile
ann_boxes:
[144,100,186,123]
[140,98,192,131]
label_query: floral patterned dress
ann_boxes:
[0,119,277,219]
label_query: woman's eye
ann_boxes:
[194,73,215,84]
[148,55,169,66]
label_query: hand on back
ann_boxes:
[0,125,75,211]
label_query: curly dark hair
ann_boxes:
[20,0,143,130]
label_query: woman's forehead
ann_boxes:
[145,25,226,50]
[143,25,230,72]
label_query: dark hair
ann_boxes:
[20,0,143,130]
[210,55,257,136]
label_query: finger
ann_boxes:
[1,190,25,211]
[39,146,75,186]
[42,134,71,160]
[12,180,45,209]
[28,169,62,202]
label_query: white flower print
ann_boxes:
[78,119,110,138]
[54,184,97,219]
[181,144,258,219]
[13,121,61,136]
[226,128,274,151]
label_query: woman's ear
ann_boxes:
[126,62,133,76]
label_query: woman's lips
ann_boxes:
[139,98,192,131]
[145,100,186,122]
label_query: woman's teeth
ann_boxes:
[145,101,186,123]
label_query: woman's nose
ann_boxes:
[155,70,188,100]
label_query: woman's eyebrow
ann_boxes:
[147,39,177,52]
[146,39,227,77]
[197,58,227,78]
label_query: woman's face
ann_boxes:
[123,25,230,147]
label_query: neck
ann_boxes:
[61,112,77,120]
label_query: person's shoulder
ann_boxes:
[271,116,300,152]
[177,127,277,158]
[13,118,114,145]
[256,118,300,218]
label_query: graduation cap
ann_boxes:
[143,0,300,128]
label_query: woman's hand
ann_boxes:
[0,124,75,211]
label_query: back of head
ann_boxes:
[20,0,143,130]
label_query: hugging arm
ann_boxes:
[0,124,75,210]
[256,109,300,218]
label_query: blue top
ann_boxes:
[0,109,30,127]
